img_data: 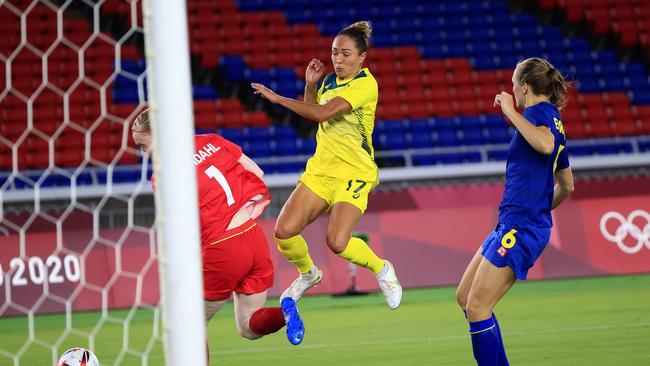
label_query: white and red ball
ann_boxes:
[57,347,100,366]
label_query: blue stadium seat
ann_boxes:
[74,172,94,186]
[112,89,143,104]
[113,171,141,183]
[600,76,624,91]
[273,138,299,156]
[298,138,317,155]
[406,119,433,134]
[568,145,593,156]
[482,116,505,129]
[220,56,246,82]
[244,140,272,158]
[437,129,459,147]
[457,116,481,129]
[119,59,145,72]
[593,143,633,155]
[272,68,296,80]
[378,133,408,150]
[219,128,244,145]
[275,162,304,174]
[247,69,273,86]
[375,120,406,134]
[630,90,650,104]
[272,125,298,139]
[460,128,485,145]
[114,74,141,88]
[192,85,219,100]
[485,127,512,144]
[409,132,434,148]
[244,127,271,141]
[433,117,456,130]
[258,163,275,174]
[639,141,650,152]
[412,154,437,166]
[488,150,508,161]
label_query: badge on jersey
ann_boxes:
[497,246,508,257]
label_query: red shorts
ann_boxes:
[202,220,274,301]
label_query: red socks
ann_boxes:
[248,307,285,335]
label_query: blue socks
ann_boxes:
[492,314,509,365]
[466,312,509,366]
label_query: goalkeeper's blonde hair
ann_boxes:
[131,108,151,133]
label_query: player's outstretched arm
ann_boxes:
[251,83,351,123]
[551,167,574,209]
[239,154,264,179]
[494,92,555,155]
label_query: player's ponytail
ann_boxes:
[338,21,372,54]
[516,58,570,110]
[132,108,151,133]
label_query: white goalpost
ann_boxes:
[142,0,206,364]
[0,0,205,364]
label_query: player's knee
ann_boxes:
[274,220,300,240]
[204,301,221,324]
[238,327,262,340]
[236,320,263,340]
[455,287,468,309]
[465,294,491,320]
[325,230,349,254]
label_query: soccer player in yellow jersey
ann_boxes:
[251,21,402,309]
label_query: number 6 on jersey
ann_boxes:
[205,165,235,206]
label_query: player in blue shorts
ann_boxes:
[455,58,575,365]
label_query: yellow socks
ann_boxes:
[277,234,385,275]
[275,234,314,273]
[337,236,385,275]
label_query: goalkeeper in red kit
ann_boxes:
[131,109,305,360]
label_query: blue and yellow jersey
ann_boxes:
[498,101,570,228]
[305,67,379,183]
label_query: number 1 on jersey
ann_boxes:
[204,165,235,206]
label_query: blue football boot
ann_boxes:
[281,297,305,345]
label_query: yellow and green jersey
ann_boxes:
[305,67,379,183]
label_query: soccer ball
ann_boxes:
[57,347,100,366]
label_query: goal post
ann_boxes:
[0,0,205,364]
[142,0,206,365]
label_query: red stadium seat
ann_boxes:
[428,101,453,117]
[377,103,404,120]
[587,119,613,137]
[195,114,218,130]
[381,89,399,104]
[452,99,480,116]
[612,118,637,136]
[215,99,244,113]
[404,103,429,119]
[423,72,447,87]
[55,150,85,168]
[566,122,587,139]
[400,86,426,103]
[117,151,139,165]
[242,112,271,127]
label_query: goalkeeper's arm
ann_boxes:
[238,154,264,179]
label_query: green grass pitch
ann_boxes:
[1,274,648,365]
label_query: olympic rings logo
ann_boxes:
[599,210,650,254]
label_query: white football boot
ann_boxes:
[376,260,402,309]
[280,267,323,302]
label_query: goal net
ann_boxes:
[0,0,203,364]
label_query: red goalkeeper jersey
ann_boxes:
[153,134,270,245]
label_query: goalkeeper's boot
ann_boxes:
[280,267,322,302]
[281,297,305,345]
[376,260,402,309]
